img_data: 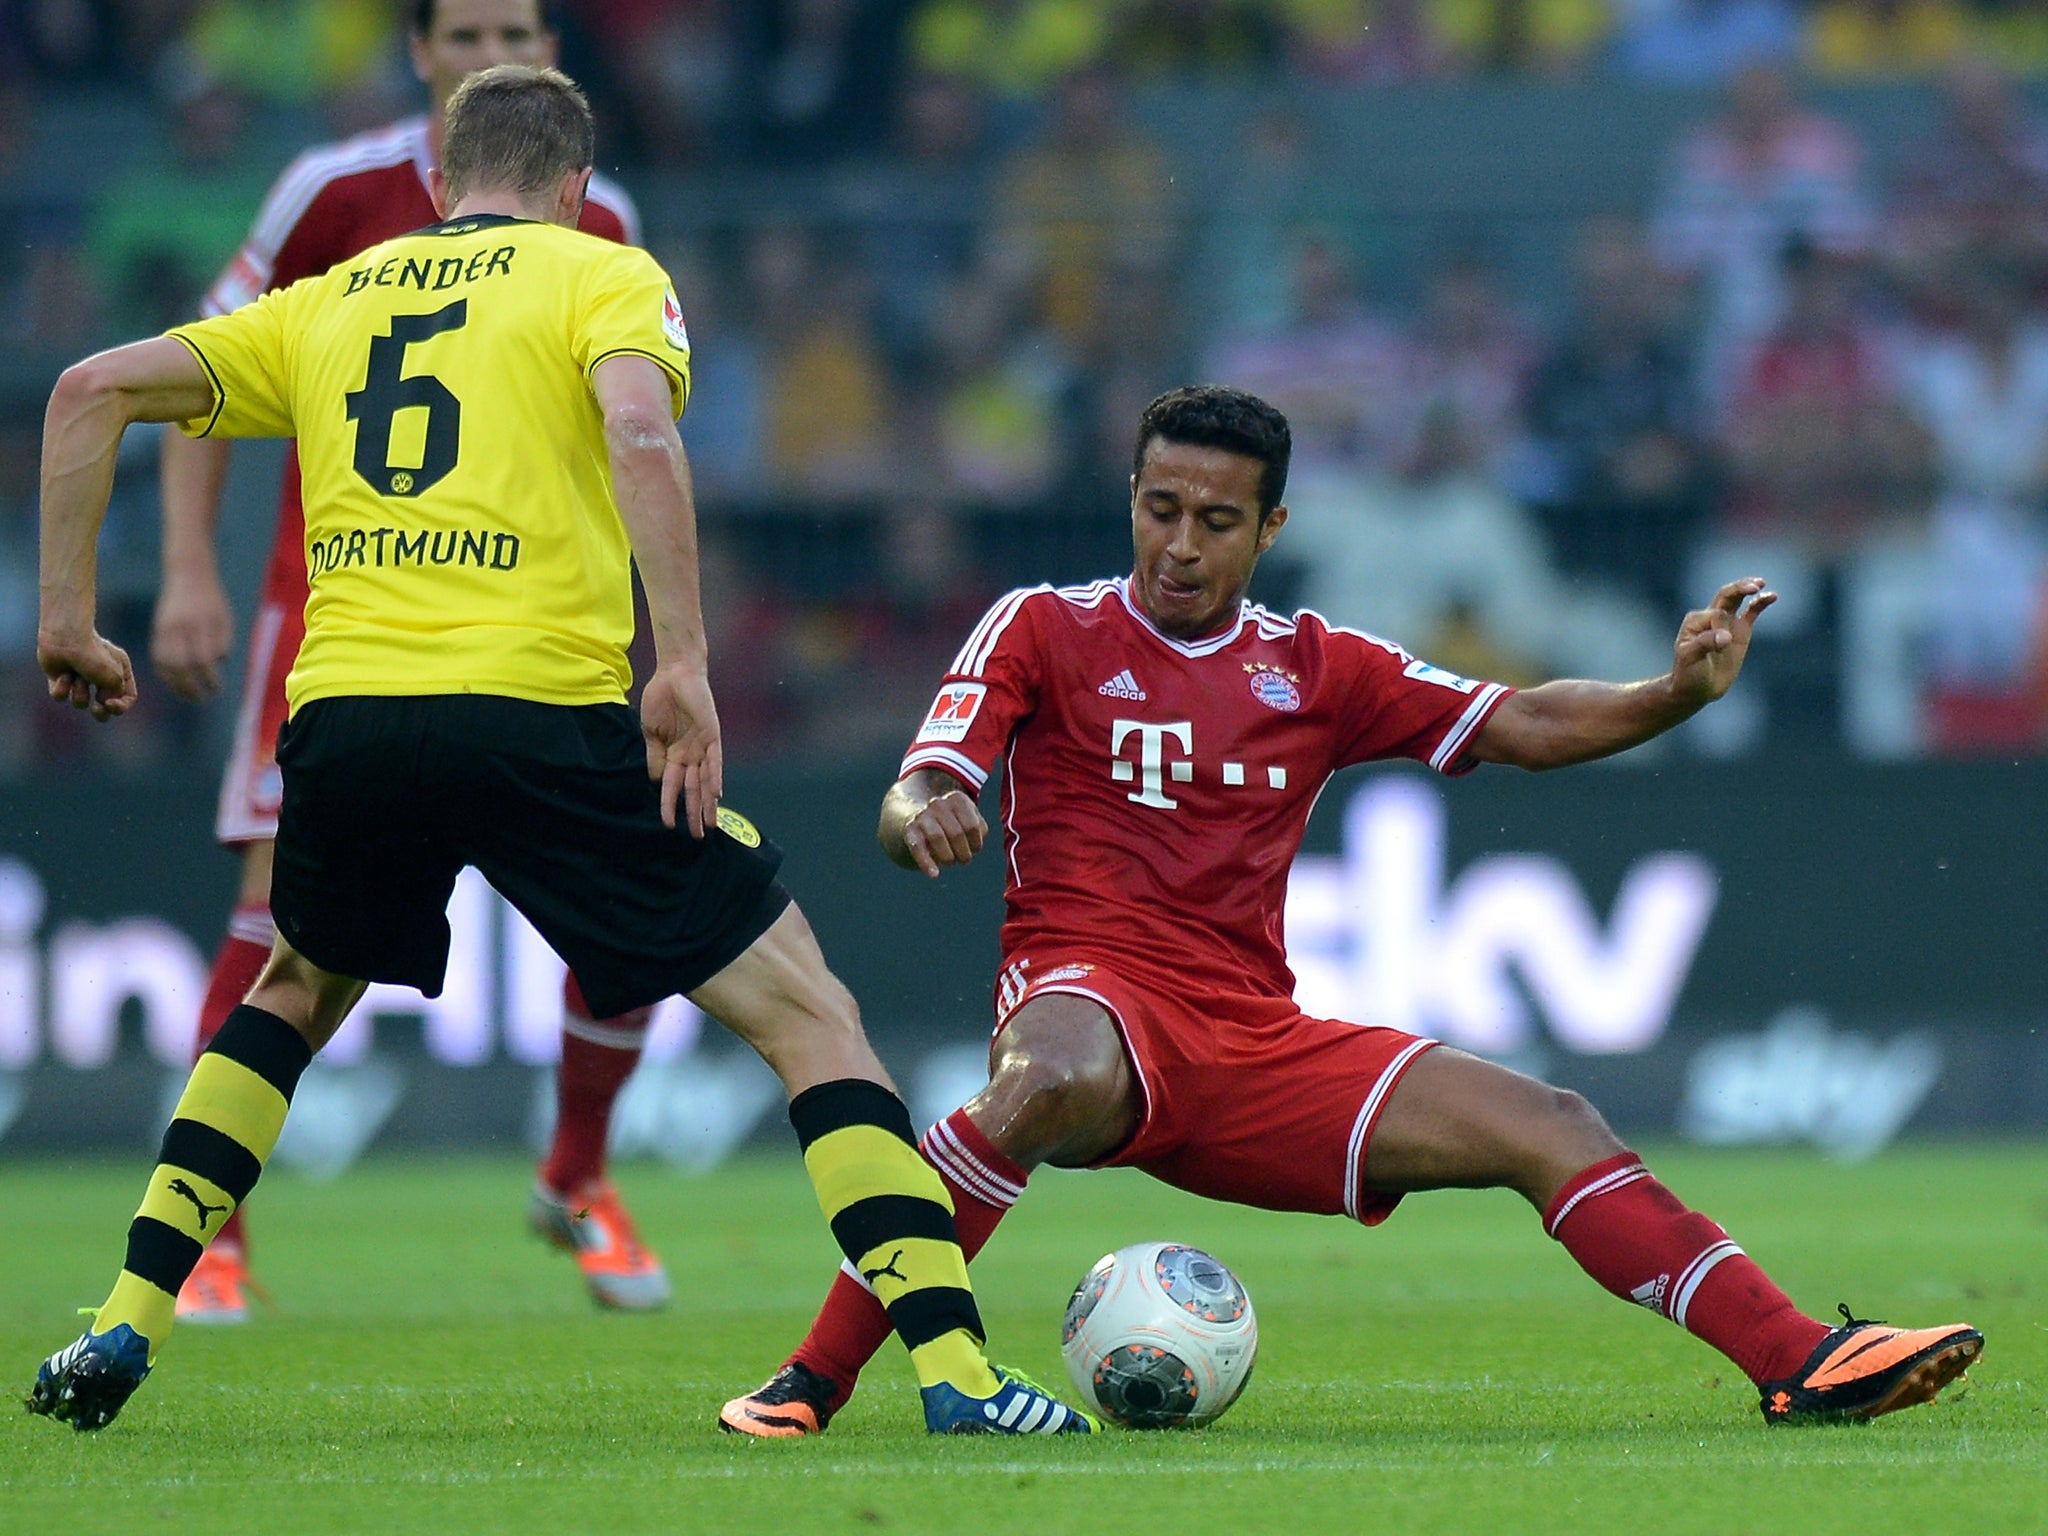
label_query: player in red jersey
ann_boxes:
[721,385,1982,1435]
[149,0,667,1319]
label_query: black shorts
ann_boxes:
[271,694,790,1019]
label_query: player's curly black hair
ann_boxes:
[1132,385,1292,519]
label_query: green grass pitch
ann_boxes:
[1,1144,2042,1535]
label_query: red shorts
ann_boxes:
[992,952,1438,1225]
[216,484,306,847]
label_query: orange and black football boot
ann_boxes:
[718,1361,845,1438]
[1759,1305,1983,1425]
[527,1179,670,1311]
[176,1243,253,1325]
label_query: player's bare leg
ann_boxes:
[1356,1045,1626,1207]
[231,844,276,933]
[1362,1047,1982,1423]
[686,903,887,1094]
[176,840,278,1325]
[962,994,1139,1167]
[694,905,1091,1435]
[724,992,1139,1435]
[528,974,668,1310]
[180,838,668,1316]
[28,939,358,1430]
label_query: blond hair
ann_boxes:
[441,64,593,206]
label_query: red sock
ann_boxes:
[1545,1151,1830,1385]
[792,1108,1026,1408]
[540,971,651,1195]
[197,907,273,1052]
[194,908,274,1256]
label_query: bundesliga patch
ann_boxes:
[916,682,986,744]
[661,287,690,352]
[716,807,761,847]
[1247,667,1301,713]
[1402,656,1484,694]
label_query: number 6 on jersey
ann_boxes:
[346,300,467,497]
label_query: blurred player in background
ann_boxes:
[721,384,1982,1436]
[150,0,666,1319]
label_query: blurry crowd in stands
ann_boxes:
[4,1,2048,766]
[33,0,2048,114]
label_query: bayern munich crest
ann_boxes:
[1248,669,1301,713]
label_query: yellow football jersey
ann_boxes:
[168,214,691,712]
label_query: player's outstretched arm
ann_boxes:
[153,432,235,701]
[593,354,720,837]
[39,338,217,721]
[879,769,987,878]
[1467,577,1777,772]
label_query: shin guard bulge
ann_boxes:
[1545,1152,1830,1384]
[97,1006,311,1357]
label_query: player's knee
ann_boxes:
[244,945,356,1053]
[1003,1048,1118,1129]
[1539,1087,1623,1164]
[238,840,276,905]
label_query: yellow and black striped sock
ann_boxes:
[94,1005,312,1361]
[789,1079,1000,1398]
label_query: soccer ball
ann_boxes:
[1059,1242,1257,1429]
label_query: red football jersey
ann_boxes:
[200,114,642,564]
[900,577,1513,998]
[203,114,638,315]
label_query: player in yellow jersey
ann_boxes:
[28,65,1091,1439]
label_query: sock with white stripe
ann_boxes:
[1544,1151,1828,1385]
[196,907,274,1059]
[788,1107,1025,1411]
[540,972,652,1196]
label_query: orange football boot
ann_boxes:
[176,1244,251,1325]
[527,1180,671,1311]
[1760,1305,1983,1424]
[718,1362,844,1438]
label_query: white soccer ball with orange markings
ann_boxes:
[1059,1241,1257,1429]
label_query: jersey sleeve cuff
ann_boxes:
[165,331,229,438]
[899,746,989,791]
[587,347,690,417]
[1429,682,1512,775]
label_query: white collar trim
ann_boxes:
[404,116,435,197]
[1115,576,1249,657]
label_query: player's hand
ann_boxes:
[1671,577,1776,707]
[38,628,138,721]
[902,789,987,878]
[151,566,233,701]
[641,663,722,837]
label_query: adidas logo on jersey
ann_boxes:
[997,959,1031,1020]
[1097,670,1147,701]
[1631,1274,1670,1314]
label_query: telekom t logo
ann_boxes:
[1110,719,1194,809]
